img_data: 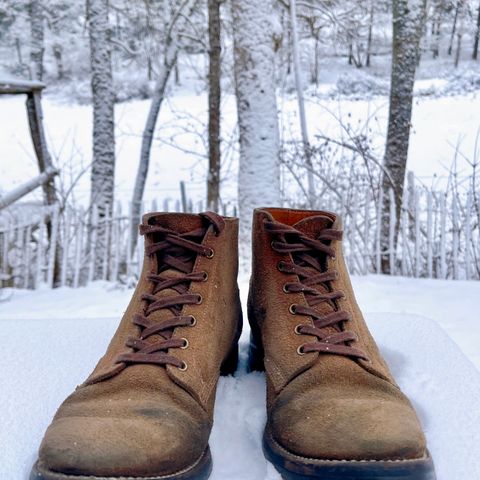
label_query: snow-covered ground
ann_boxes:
[1,274,479,480]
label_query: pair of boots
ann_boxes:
[32,208,435,480]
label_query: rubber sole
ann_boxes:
[263,429,436,480]
[30,446,213,480]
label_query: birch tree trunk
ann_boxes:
[207,0,222,212]
[29,0,45,80]
[232,0,281,254]
[380,0,426,273]
[88,0,116,279]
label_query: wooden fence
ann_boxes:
[0,178,479,289]
[0,195,238,289]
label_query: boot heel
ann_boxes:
[247,299,265,372]
[247,332,265,372]
[220,343,238,376]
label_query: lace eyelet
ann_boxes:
[289,304,298,315]
[294,324,303,335]
[201,271,209,282]
[277,261,284,272]
[178,362,188,371]
[297,345,306,356]
[180,338,189,349]
[270,240,276,250]
[189,315,197,326]
[206,249,215,259]
[195,294,203,305]
[282,284,290,293]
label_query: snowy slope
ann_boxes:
[1,91,479,206]
[1,275,480,479]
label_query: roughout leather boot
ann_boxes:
[31,211,242,480]
[248,208,435,480]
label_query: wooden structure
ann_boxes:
[0,78,57,208]
[0,78,60,287]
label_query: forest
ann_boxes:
[1,0,480,287]
[1,4,480,480]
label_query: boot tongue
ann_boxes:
[146,212,204,234]
[292,214,334,238]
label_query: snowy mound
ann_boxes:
[0,313,478,479]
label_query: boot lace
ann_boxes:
[265,219,368,361]
[116,212,225,370]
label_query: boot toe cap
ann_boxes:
[38,412,208,477]
[270,395,427,462]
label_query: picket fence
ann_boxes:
[0,179,479,289]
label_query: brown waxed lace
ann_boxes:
[264,219,369,361]
[116,212,225,370]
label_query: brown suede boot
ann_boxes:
[248,208,435,480]
[31,212,242,480]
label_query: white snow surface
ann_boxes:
[1,90,479,206]
[1,274,480,479]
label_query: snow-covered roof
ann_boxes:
[0,77,45,94]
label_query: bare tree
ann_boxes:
[207,0,222,212]
[45,3,66,80]
[454,0,466,68]
[289,0,315,206]
[380,0,426,273]
[448,0,460,55]
[232,0,281,252]
[130,0,198,252]
[88,0,116,278]
[473,0,480,60]
[29,0,45,80]
[365,1,374,67]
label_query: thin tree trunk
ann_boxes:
[473,0,480,60]
[454,0,465,67]
[290,0,315,206]
[380,0,426,274]
[52,44,64,79]
[207,0,221,212]
[29,0,45,80]
[15,38,24,71]
[232,0,281,256]
[88,0,116,279]
[130,0,198,253]
[130,47,177,251]
[448,1,460,55]
[366,2,374,67]
[313,34,320,85]
[455,30,463,67]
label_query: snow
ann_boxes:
[1,88,479,207]
[1,274,479,480]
